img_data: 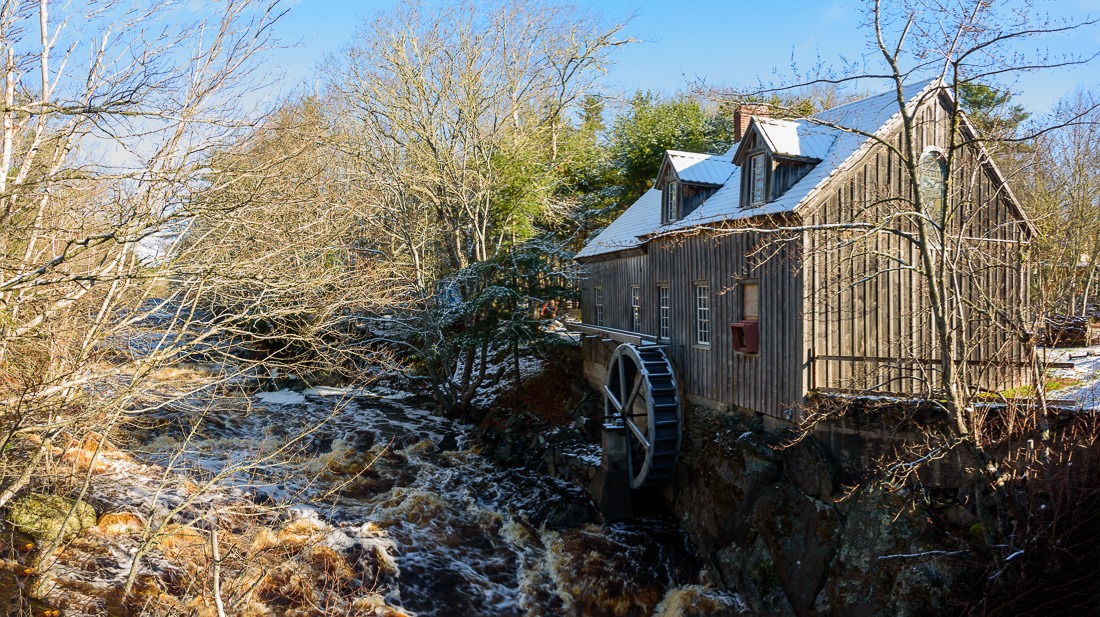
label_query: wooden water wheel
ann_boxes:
[603,343,682,489]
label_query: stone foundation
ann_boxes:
[668,404,971,616]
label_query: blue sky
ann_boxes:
[267,0,1100,114]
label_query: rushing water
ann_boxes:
[129,385,704,616]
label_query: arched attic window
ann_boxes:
[918,148,947,217]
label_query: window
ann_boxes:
[694,283,710,345]
[594,286,604,326]
[658,285,670,339]
[630,285,641,332]
[742,281,760,320]
[918,149,946,215]
[750,153,767,206]
[665,180,680,222]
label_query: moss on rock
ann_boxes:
[6,493,97,542]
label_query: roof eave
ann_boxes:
[731,120,765,166]
[574,245,647,263]
[679,179,725,188]
[639,210,802,241]
[653,153,675,190]
[773,154,823,165]
[952,101,1039,239]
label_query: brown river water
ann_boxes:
[126,385,719,616]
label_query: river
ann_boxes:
[126,384,717,616]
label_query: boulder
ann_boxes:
[529,495,600,530]
[750,483,841,616]
[96,511,144,535]
[674,425,781,553]
[716,538,794,617]
[819,487,964,616]
[6,493,97,542]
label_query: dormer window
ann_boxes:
[749,153,767,206]
[733,117,824,210]
[665,180,680,223]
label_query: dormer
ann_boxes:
[732,116,833,209]
[656,150,736,224]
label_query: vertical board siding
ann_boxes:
[580,92,1029,416]
[801,94,1030,395]
[582,230,804,418]
[580,255,646,333]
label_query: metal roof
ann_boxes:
[665,150,737,186]
[576,80,941,258]
[574,188,662,259]
[752,118,835,161]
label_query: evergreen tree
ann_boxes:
[573,92,738,240]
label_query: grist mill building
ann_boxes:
[573,81,1032,488]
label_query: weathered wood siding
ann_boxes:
[647,232,804,416]
[773,160,817,199]
[682,184,720,218]
[580,254,646,331]
[580,232,804,418]
[580,91,1030,414]
[800,92,1031,395]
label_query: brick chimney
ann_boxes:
[734,103,771,143]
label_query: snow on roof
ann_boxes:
[575,188,662,259]
[666,150,737,186]
[577,80,939,255]
[752,118,835,161]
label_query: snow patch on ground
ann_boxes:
[304,385,358,396]
[255,388,307,405]
[469,354,547,409]
[1045,345,1100,409]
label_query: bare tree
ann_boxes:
[0,1,412,612]
[0,0,290,498]
[324,0,628,282]
[315,0,627,414]
[1023,88,1100,320]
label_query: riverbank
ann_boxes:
[2,358,747,616]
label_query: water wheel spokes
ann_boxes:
[603,343,681,489]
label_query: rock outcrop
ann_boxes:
[476,355,976,615]
[672,406,967,616]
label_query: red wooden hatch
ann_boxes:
[730,321,759,354]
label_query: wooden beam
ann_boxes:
[567,322,658,347]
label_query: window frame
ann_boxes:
[657,284,670,340]
[918,147,947,217]
[593,286,604,327]
[694,282,710,346]
[741,279,760,321]
[730,279,762,355]
[665,179,680,223]
[749,153,767,206]
[630,284,641,333]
